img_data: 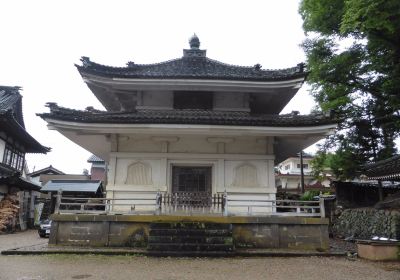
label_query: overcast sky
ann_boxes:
[1,0,317,174]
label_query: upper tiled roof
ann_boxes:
[76,36,306,82]
[39,103,336,127]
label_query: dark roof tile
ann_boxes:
[38,104,337,127]
[76,56,306,82]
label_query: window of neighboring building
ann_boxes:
[284,165,290,170]
[173,91,213,110]
[297,163,309,169]
[2,145,24,171]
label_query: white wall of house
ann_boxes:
[278,157,313,175]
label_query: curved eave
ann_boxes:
[80,72,306,92]
[42,117,337,137]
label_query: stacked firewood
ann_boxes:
[0,195,19,232]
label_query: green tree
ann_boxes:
[299,0,400,178]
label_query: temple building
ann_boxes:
[39,35,336,215]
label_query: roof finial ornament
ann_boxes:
[189,33,200,49]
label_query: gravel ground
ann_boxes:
[0,231,399,280]
[0,255,399,280]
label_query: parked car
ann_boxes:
[38,219,52,238]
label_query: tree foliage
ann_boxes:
[299,0,400,178]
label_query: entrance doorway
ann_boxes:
[172,166,212,207]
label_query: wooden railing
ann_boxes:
[54,190,325,217]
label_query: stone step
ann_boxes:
[148,235,233,244]
[149,228,232,237]
[149,222,232,230]
[147,243,234,252]
[146,251,236,257]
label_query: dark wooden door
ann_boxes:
[172,166,212,207]
[172,166,211,193]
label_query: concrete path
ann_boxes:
[0,230,48,252]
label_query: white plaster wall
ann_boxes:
[113,158,163,191]
[225,137,267,154]
[0,138,5,162]
[225,160,270,189]
[168,136,217,154]
[140,91,173,109]
[214,92,249,111]
[107,135,277,214]
[118,135,270,155]
[118,135,163,153]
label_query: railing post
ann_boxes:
[223,190,228,216]
[319,197,325,218]
[105,199,110,214]
[155,191,161,215]
[55,189,62,214]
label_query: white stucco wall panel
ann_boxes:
[114,158,162,189]
[224,160,270,189]
[225,137,266,154]
[118,136,163,153]
[168,136,217,154]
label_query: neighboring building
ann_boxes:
[87,154,107,183]
[276,154,332,193]
[39,35,337,214]
[332,181,400,208]
[27,165,65,185]
[0,86,49,230]
[41,179,103,197]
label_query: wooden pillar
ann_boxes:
[378,180,383,201]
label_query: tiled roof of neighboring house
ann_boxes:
[27,165,65,177]
[0,110,50,153]
[87,154,105,163]
[332,180,400,189]
[0,163,17,178]
[363,155,400,181]
[76,35,306,82]
[0,175,41,191]
[0,85,50,154]
[41,179,103,193]
[39,104,337,127]
[0,85,24,127]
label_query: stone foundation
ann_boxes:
[50,215,329,251]
[333,208,400,239]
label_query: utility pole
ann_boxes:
[300,150,305,194]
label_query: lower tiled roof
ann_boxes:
[38,104,337,127]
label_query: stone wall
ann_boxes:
[333,208,400,239]
[49,214,329,251]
